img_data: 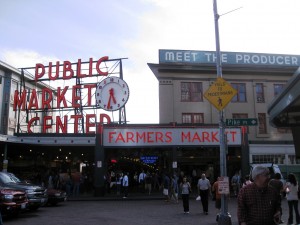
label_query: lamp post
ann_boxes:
[213,0,232,224]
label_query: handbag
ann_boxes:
[196,195,201,201]
[163,188,168,196]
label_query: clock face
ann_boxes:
[95,76,130,111]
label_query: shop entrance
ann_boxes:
[103,146,241,194]
[104,147,171,194]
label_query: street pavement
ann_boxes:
[3,192,292,225]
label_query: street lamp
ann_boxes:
[213,0,232,224]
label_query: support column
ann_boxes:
[172,147,177,175]
[94,125,106,196]
[241,132,250,178]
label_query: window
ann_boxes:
[258,113,267,134]
[277,128,292,133]
[181,82,203,102]
[231,83,246,102]
[256,83,265,103]
[288,155,300,164]
[182,113,204,124]
[252,154,285,164]
[274,84,284,97]
[232,113,248,119]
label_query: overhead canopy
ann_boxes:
[268,67,300,127]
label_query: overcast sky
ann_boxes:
[1,0,300,124]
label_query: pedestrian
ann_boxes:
[0,210,2,225]
[65,172,72,197]
[105,171,111,194]
[133,172,139,191]
[284,173,300,225]
[180,176,191,214]
[116,173,122,196]
[269,172,284,223]
[170,174,179,203]
[162,173,170,202]
[242,174,252,188]
[231,171,240,196]
[197,173,211,215]
[237,165,281,225]
[212,177,221,213]
[145,172,152,195]
[139,170,146,193]
[153,171,161,191]
[122,172,129,198]
[72,171,81,197]
[48,171,54,189]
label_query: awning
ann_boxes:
[268,67,300,127]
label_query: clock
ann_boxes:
[95,76,130,111]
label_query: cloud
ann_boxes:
[0,49,59,69]
[1,0,300,124]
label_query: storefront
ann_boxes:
[93,124,245,195]
[0,124,244,196]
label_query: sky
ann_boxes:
[1,0,300,124]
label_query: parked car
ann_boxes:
[46,188,67,206]
[0,186,28,217]
[0,172,47,210]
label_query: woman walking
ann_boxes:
[180,176,191,214]
[284,173,300,225]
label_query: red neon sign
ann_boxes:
[15,56,118,134]
[35,56,109,81]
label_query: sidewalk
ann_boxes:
[67,191,290,225]
[67,191,238,224]
[67,190,167,201]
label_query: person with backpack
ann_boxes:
[231,171,240,197]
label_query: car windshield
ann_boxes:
[0,173,21,183]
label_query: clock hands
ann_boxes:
[96,76,129,111]
[107,88,117,109]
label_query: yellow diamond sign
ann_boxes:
[204,77,237,111]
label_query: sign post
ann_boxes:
[211,1,234,224]
[204,77,237,111]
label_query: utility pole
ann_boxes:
[213,0,232,224]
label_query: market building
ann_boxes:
[0,49,299,196]
[148,49,300,179]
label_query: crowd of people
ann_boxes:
[237,166,300,225]
[24,165,300,225]
[105,166,300,225]
[22,168,94,198]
